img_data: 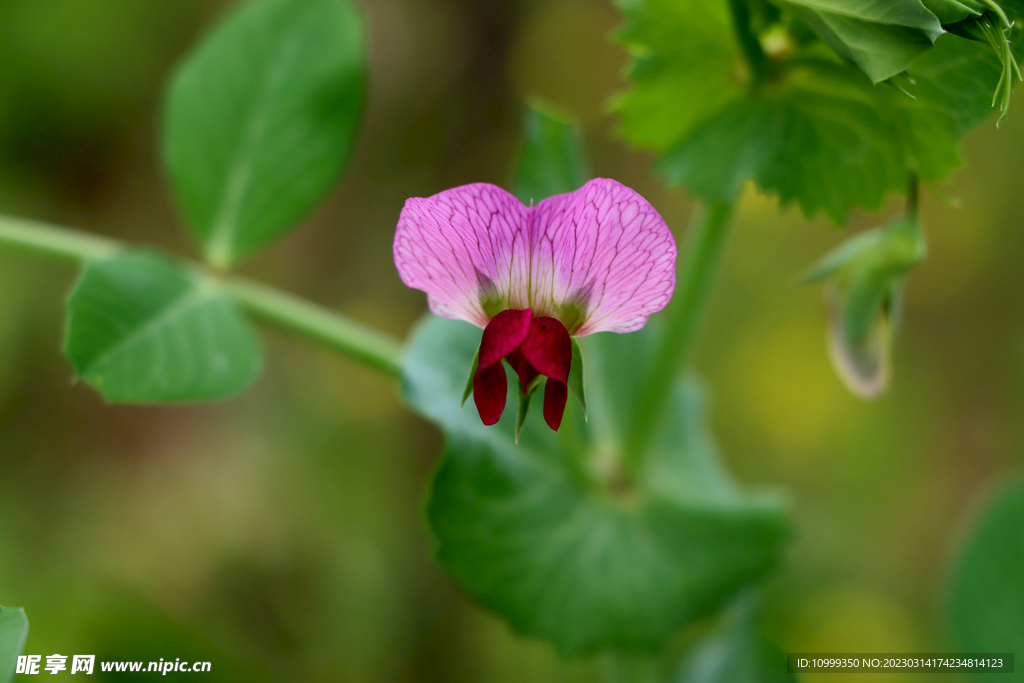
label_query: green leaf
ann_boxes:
[613,0,745,152]
[675,594,794,683]
[569,338,587,420]
[905,32,1006,133]
[164,0,366,268]
[0,606,28,683]
[512,102,590,205]
[773,0,943,83]
[614,0,1008,221]
[924,0,991,24]
[402,316,789,655]
[653,60,958,220]
[64,251,262,403]
[947,478,1024,681]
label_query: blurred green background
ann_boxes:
[1,0,1022,680]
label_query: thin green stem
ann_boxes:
[625,201,735,474]
[0,213,404,379]
[223,278,403,378]
[0,214,120,262]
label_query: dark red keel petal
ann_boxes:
[519,316,571,382]
[478,308,532,368]
[473,361,507,425]
[506,348,539,394]
[543,379,568,431]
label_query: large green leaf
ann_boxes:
[947,478,1024,682]
[613,0,744,152]
[64,251,262,403]
[675,595,794,683]
[402,316,789,655]
[614,0,1003,221]
[923,0,991,24]
[653,59,960,220]
[512,103,590,205]
[0,607,28,683]
[772,0,943,83]
[164,0,365,268]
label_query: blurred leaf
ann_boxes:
[905,31,1007,133]
[512,103,589,204]
[164,0,366,268]
[613,0,744,152]
[773,0,942,83]
[613,0,1004,221]
[402,316,789,655]
[654,61,958,220]
[64,251,262,403]
[948,478,1024,681]
[0,606,28,683]
[674,594,794,683]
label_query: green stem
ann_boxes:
[625,201,735,474]
[0,213,404,379]
[906,173,919,221]
[0,214,120,262]
[223,278,403,378]
[728,0,770,82]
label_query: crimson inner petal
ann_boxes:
[543,379,568,431]
[478,308,532,368]
[506,348,539,394]
[519,316,571,382]
[473,361,507,425]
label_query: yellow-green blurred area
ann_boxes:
[0,0,1022,681]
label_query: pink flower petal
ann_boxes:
[394,184,530,327]
[530,178,677,335]
[394,178,676,335]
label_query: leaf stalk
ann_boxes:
[0,213,404,379]
[625,201,734,475]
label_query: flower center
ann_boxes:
[472,308,572,431]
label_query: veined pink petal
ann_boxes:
[530,178,676,335]
[394,184,530,327]
[394,178,676,335]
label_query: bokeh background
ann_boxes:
[1,0,1022,680]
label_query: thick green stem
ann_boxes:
[223,277,403,378]
[728,0,770,82]
[906,173,919,221]
[0,213,404,379]
[625,201,735,473]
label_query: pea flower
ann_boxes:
[394,178,676,430]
